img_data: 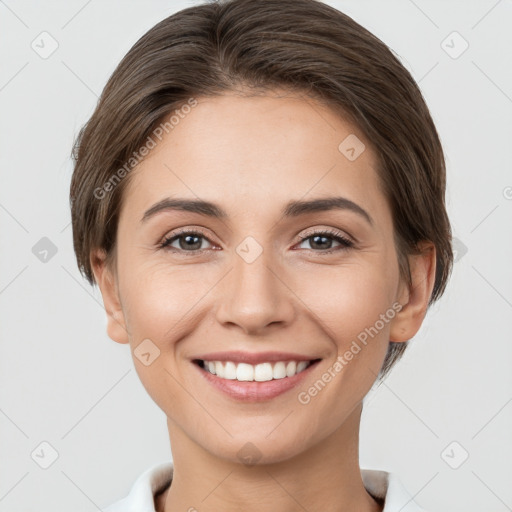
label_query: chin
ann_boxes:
[203,428,317,467]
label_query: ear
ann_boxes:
[90,249,130,344]
[389,241,436,343]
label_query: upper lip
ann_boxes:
[193,351,320,365]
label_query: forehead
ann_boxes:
[120,92,388,225]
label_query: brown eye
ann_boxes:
[159,230,213,253]
[296,230,354,253]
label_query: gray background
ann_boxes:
[1,1,511,511]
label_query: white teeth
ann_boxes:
[297,361,308,373]
[236,363,254,381]
[285,361,297,377]
[254,362,273,382]
[224,361,237,380]
[273,361,286,379]
[201,359,314,381]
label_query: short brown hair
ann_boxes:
[69,0,453,380]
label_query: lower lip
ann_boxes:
[193,360,321,402]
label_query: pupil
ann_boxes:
[181,234,201,250]
[311,235,331,250]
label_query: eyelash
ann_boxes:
[158,228,354,255]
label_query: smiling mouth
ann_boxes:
[193,359,322,382]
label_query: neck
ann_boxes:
[159,403,383,512]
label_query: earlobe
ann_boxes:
[389,242,436,343]
[90,249,130,345]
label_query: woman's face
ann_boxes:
[96,91,420,464]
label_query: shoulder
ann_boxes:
[103,461,174,512]
[361,468,431,512]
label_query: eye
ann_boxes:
[158,227,354,255]
[158,229,214,253]
[295,229,354,254]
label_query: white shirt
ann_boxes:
[104,461,429,512]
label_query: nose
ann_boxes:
[214,248,296,335]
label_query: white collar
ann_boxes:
[104,461,429,512]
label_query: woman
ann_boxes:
[69,0,453,510]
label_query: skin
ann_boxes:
[91,90,436,512]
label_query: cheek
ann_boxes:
[120,262,207,340]
[293,261,397,347]
[118,264,201,414]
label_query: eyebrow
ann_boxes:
[141,196,373,226]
